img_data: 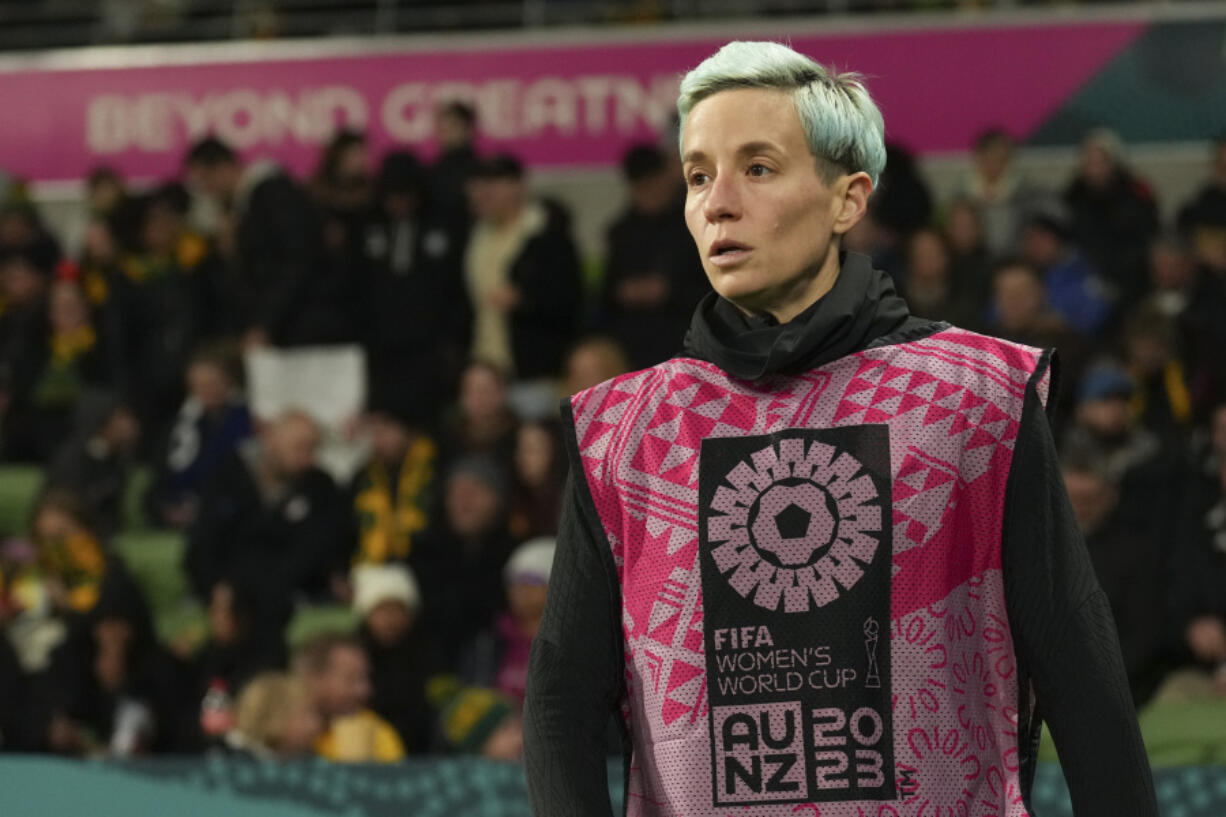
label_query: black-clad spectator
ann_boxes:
[360,150,469,417]
[0,634,38,750]
[352,563,433,753]
[0,201,60,275]
[414,456,516,675]
[104,183,220,438]
[85,166,126,219]
[464,154,583,381]
[861,142,932,285]
[44,394,140,539]
[1,275,115,463]
[1063,455,1165,704]
[310,129,374,217]
[184,137,356,348]
[599,144,707,369]
[429,100,480,230]
[897,227,980,329]
[185,409,351,605]
[1143,233,1196,323]
[146,344,253,529]
[1064,128,1160,309]
[40,571,191,756]
[1178,135,1226,241]
[191,577,290,726]
[350,390,439,566]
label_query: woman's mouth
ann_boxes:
[709,240,752,267]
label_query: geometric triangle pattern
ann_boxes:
[569,326,1045,815]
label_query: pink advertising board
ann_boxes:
[0,17,1147,183]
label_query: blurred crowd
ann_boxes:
[0,99,1224,764]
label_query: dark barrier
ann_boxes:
[1,755,1225,816]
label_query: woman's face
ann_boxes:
[275,694,323,758]
[49,281,90,333]
[514,424,554,487]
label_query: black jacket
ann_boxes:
[184,450,351,603]
[505,200,584,380]
[523,252,1156,817]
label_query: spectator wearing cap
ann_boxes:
[1064,128,1160,309]
[428,676,522,760]
[463,153,583,384]
[359,150,469,419]
[183,137,355,349]
[146,343,252,529]
[293,632,405,763]
[185,409,351,607]
[352,563,434,753]
[494,537,555,708]
[414,454,516,675]
[350,392,439,566]
[1062,362,1186,545]
[598,143,707,370]
[1020,205,1114,336]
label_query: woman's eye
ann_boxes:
[748,164,771,177]
[688,172,709,187]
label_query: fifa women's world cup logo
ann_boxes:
[705,436,884,614]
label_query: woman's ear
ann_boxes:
[832,172,874,236]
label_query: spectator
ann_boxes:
[1165,454,1226,701]
[463,154,583,382]
[1,275,114,463]
[1064,128,1160,308]
[184,137,356,348]
[191,577,290,730]
[104,183,220,438]
[1062,362,1184,543]
[1177,134,1226,250]
[359,150,468,418]
[1020,207,1114,337]
[0,252,50,459]
[561,335,630,398]
[956,128,1042,257]
[1063,455,1165,704]
[294,632,405,763]
[85,167,126,219]
[352,563,433,753]
[509,420,565,541]
[897,226,980,329]
[0,201,61,275]
[1122,305,1192,440]
[429,100,480,230]
[44,394,141,539]
[224,672,321,758]
[440,360,517,463]
[146,344,253,529]
[311,129,373,216]
[185,409,351,605]
[1143,233,1196,322]
[599,144,707,369]
[414,456,516,676]
[494,537,555,708]
[942,197,993,306]
[350,391,439,566]
[988,258,1085,427]
[428,677,522,760]
[868,142,933,270]
[40,558,189,756]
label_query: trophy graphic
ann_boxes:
[864,617,881,689]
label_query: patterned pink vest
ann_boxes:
[568,327,1051,817]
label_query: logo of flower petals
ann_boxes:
[706,437,882,613]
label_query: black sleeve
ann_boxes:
[1003,356,1157,816]
[523,472,623,817]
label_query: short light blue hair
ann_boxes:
[677,41,887,187]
